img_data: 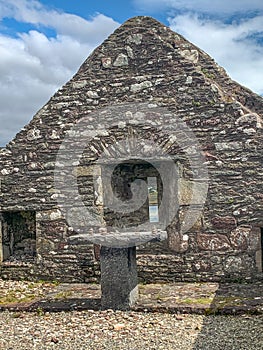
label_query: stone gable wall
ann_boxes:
[0,17,262,282]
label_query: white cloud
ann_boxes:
[0,0,119,146]
[134,0,263,15]
[169,14,263,95]
[135,0,263,94]
[1,0,118,44]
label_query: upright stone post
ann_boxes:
[100,246,138,310]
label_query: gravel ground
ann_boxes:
[0,310,262,350]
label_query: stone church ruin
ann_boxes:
[0,16,262,283]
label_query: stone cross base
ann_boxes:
[100,246,138,310]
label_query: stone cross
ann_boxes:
[69,228,167,310]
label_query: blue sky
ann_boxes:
[0,0,263,146]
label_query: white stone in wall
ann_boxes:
[72,80,87,88]
[27,128,41,140]
[50,209,62,221]
[87,90,99,99]
[27,162,38,170]
[211,84,219,93]
[243,128,256,135]
[179,49,199,63]
[1,169,10,175]
[28,188,37,193]
[113,53,129,67]
[127,33,143,45]
[130,81,152,93]
[118,121,126,128]
[49,130,60,139]
[96,130,109,136]
[215,141,243,151]
[51,193,59,199]
[101,57,112,68]
[186,76,193,84]
[125,45,134,58]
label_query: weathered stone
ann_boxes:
[168,232,189,253]
[235,113,263,128]
[50,210,63,221]
[72,165,101,177]
[1,169,10,175]
[211,216,237,229]
[229,226,250,251]
[125,45,134,58]
[178,179,207,205]
[179,49,199,63]
[223,255,255,275]
[130,81,152,93]
[68,230,167,248]
[224,256,243,273]
[113,53,129,67]
[197,233,231,251]
[243,128,257,135]
[87,90,99,99]
[100,246,138,310]
[101,57,112,68]
[186,76,193,84]
[72,80,87,88]
[179,208,204,231]
[37,237,55,253]
[27,128,41,140]
[28,188,37,193]
[214,142,243,151]
[127,33,143,45]
[49,130,60,139]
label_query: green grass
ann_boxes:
[53,290,73,300]
[0,291,37,304]
[179,297,214,305]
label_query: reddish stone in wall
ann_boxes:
[168,232,189,253]
[197,233,231,251]
[40,220,66,238]
[211,216,237,229]
[229,226,250,251]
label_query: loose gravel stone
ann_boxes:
[0,278,262,349]
[0,310,262,350]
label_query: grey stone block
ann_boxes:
[100,246,138,310]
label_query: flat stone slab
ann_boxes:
[0,281,262,314]
[68,230,167,248]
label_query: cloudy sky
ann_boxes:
[0,0,263,146]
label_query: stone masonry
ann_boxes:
[0,16,262,283]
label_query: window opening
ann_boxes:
[148,177,159,223]
[2,211,36,263]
